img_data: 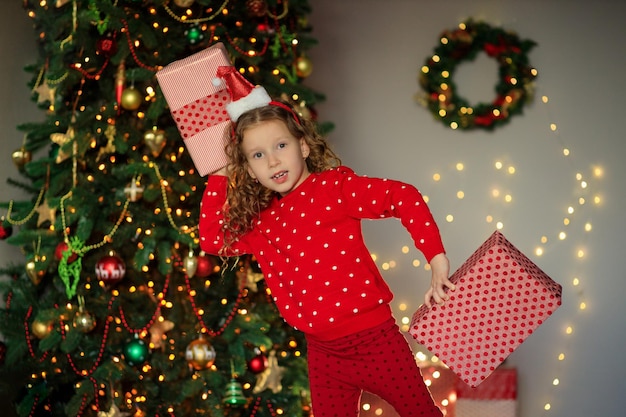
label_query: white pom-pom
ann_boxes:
[212,77,224,88]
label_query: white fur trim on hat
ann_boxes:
[225,86,272,122]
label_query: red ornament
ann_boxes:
[55,241,78,263]
[0,223,12,240]
[195,253,216,278]
[96,35,117,56]
[95,253,126,285]
[248,352,269,374]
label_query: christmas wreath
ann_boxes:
[418,21,537,130]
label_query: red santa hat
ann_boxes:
[212,66,271,122]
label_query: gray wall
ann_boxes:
[1,1,624,416]
[307,1,625,417]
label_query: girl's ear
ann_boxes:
[247,165,257,179]
[300,138,310,158]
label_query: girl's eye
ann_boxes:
[252,152,263,159]
[278,142,287,149]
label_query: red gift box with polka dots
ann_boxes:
[409,230,562,387]
[157,43,232,176]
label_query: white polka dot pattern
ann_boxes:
[409,230,562,387]
[200,167,446,339]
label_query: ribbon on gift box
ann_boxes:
[156,43,233,176]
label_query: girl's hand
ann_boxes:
[213,165,230,177]
[424,253,455,308]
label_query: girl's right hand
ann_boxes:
[213,165,229,176]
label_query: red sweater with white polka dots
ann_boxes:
[199,166,445,340]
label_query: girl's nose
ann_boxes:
[268,153,279,167]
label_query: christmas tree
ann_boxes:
[0,1,326,416]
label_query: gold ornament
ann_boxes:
[26,257,46,285]
[295,56,313,78]
[97,404,130,417]
[31,319,54,339]
[185,336,216,370]
[97,124,117,161]
[12,147,32,169]
[50,126,75,163]
[73,309,97,333]
[173,0,196,7]
[148,318,175,349]
[34,80,56,104]
[120,87,142,111]
[252,350,284,394]
[36,200,56,226]
[143,127,167,157]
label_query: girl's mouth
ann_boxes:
[272,171,287,180]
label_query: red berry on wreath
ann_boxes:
[95,253,126,285]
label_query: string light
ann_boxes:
[368,90,600,415]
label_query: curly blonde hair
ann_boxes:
[221,100,341,252]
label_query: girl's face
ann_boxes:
[241,119,311,196]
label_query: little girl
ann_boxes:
[198,99,454,417]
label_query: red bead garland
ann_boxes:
[249,397,278,417]
[60,304,113,377]
[70,57,110,80]
[24,306,50,363]
[183,263,246,337]
[118,274,171,334]
[121,19,160,72]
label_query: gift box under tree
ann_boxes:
[410,230,562,387]
[456,367,517,417]
[156,42,232,176]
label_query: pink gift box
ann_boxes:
[456,368,517,417]
[410,230,562,387]
[156,43,232,176]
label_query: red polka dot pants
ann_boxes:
[306,318,442,417]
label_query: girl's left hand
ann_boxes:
[424,253,455,307]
